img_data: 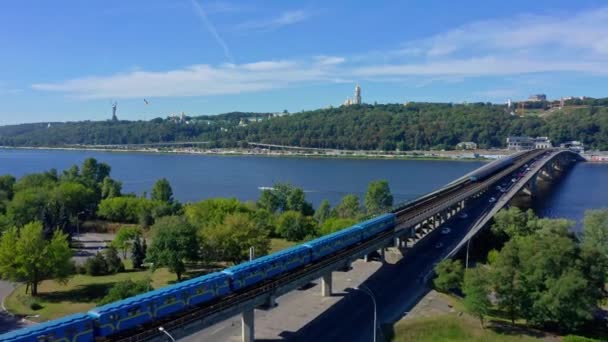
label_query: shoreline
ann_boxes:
[0,145,502,162]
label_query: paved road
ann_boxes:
[0,281,31,334]
[175,190,499,342]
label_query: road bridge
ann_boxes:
[103,149,583,342]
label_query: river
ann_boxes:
[0,149,605,228]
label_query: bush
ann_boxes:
[433,259,464,293]
[103,247,124,274]
[98,279,151,305]
[84,252,108,276]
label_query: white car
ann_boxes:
[489,197,496,203]
[458,212,468,219]
[441,227,451,234]
[434,242,444,249]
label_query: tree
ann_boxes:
[491,207,539,238]
[320,217,357,235]
[84,252,109,276]
[364,180,393,214]
[314,199,331,224]
[492,239,525,325]
[276,211,318,241]
[0,174,15,203]
[101,176,122,199]
[103,247,125,274]
[256,183,313,215]
[333,194,361,219]
[0,222,72,296]
[131,236,146,270]
[151,178,174,203]
[146,216,199,281]
[81,158,111,184]
[463,267,491,327]
[535,270,595,331]
[185,198,250,230]
[257,190,280,213]
[203,212,270,264]
[582,209,608,259]
[98,279,151,305]
[433,259,464,293]
[111,226,142,258]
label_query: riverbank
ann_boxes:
[0,145,505,162]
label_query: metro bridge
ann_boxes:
[1,149,583,342]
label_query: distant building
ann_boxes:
[528,94,547,102]
[456,141,478,150]
[507,136,552,150]
[343,84,362,106]
[560,141,584,153]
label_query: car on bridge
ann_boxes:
[441,227,451,234]
[489,197,496,203]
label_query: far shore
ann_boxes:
[0,145,507,162]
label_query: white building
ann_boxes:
[343,84,362,106]
[507,136,552,150]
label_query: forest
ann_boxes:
[1,100,608,150]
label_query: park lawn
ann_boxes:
[5,266,176,322]
[388,314,541,342]
[270,238,297,253]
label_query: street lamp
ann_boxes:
[346,283,377,342]
[75,211,85,239]
[158,327,176,342]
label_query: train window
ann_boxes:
[67,327,77,336]
[128,306,140,316]
[165,296,175,304]
[37,336,51,342]
[109,314,118,320]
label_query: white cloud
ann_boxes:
[355,7,608,79]
[354,56,608,77]
[237,10,309,31]
[32,59,339,99]
[314,56,346,66]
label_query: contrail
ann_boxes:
[190,0,235,63]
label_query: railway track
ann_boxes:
[112,149,545,341]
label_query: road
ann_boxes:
[0,281,30,334]
[176,190,499,341]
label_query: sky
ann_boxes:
[2,0,608,124]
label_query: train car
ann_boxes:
[0,313,94,342]
[304,226,363,261]
[178,272,231,306]
[223,245,311,291]
[468,155,515,182]
[357,213,396,240]
[88,272,230,337]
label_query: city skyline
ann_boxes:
[2,0,608,124]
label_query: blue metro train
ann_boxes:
[0,214,396,342]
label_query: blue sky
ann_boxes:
[2,0,608,124]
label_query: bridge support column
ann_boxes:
[394,237,402,248]
[380,248,386,264]
[241,309,254,342]
[321,272,332,297]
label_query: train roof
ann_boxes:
[303,225,362,247]
[0,313,91,341]
[89,272,228,316]
[356,213,395,226]
[222,244,310,275]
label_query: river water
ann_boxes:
[0,149,605,228]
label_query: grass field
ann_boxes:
[386,315,542,342]
[270,238,297,253]
[4,263,175,322]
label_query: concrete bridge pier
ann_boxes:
[241,309,255,342]
[321,272,332,297]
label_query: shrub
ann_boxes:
[84,252,108,276]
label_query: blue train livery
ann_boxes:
[223,244,311,291]
[88,272,230,337]
[0,212,400,341]
[357,213,396,240]
[304,226,362,260]
[0,313,94,342]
